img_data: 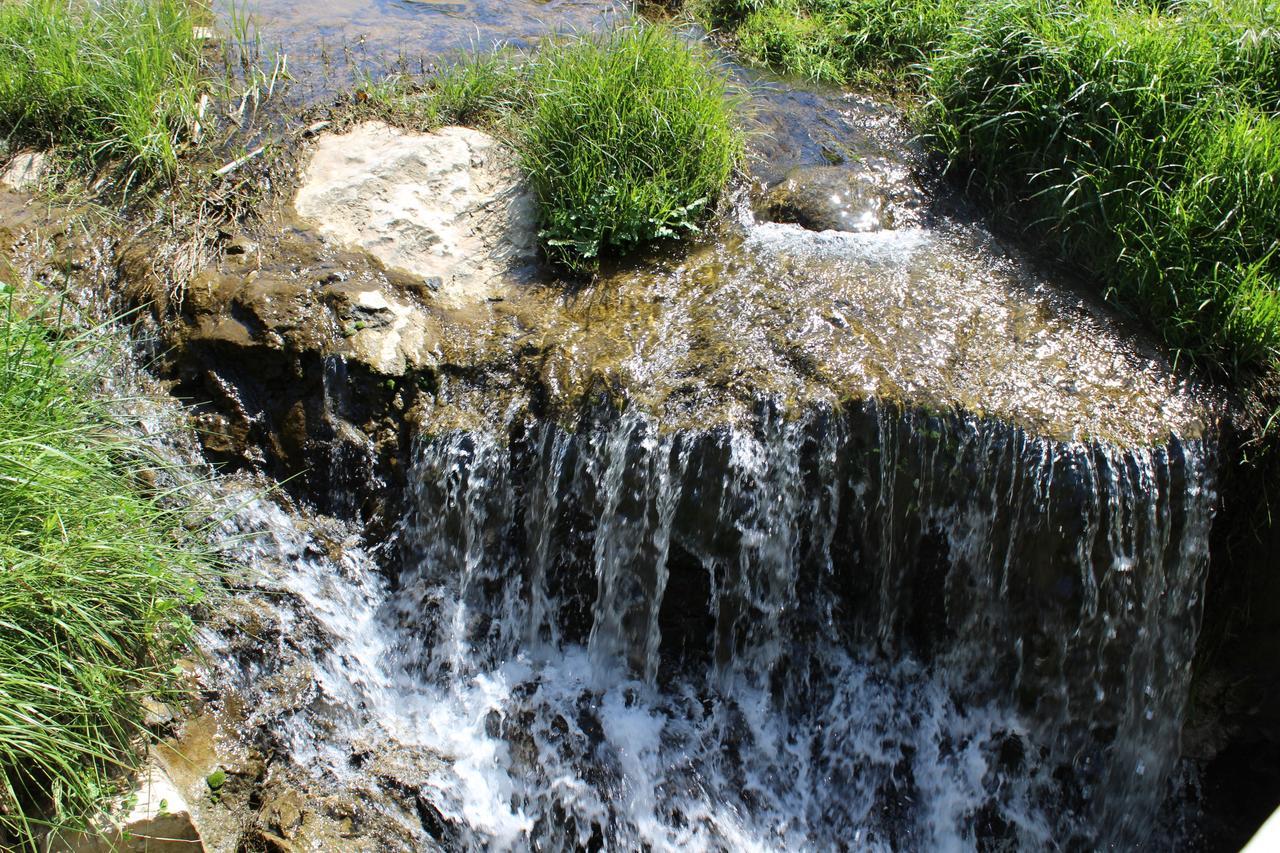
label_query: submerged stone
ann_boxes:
[292,121,538,307]
[756,163,924,233]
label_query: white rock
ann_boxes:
[2,151,48,191]
[47,764,204,852]
[293,121,538,307]
[344,287,437,376]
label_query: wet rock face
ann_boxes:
[169,488,449,853]
[154,225,452,522]
[142,151,1207,523]
[756,164,925,233]
[153,121,544,520]
[96,95,1203,533]
[293,121,538,306]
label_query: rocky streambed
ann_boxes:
[0,3,1254,849]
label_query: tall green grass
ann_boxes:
[0,0,203,178]
[520,25,743,268]
[694,0,1280,387]
[692,0,963,83]
[927,0,1280,375]
[366,24,744,270]
[0,293,204,847]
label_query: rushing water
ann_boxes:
[205,402,1213,850]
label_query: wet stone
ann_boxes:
[756,164,925,233]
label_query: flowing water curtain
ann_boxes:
[393,401,1214,848]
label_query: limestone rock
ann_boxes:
[48,764,204,852]
[330,285,440,376]
[293,121,538,306]
[1,151,47,192]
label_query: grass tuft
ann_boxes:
[693,0,962,83]
[0,291,204,847]
[924,0,1280,376]
[0,0,203,178]
[518,24,744,268]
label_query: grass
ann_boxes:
[519,25,743,268]
[0,0,204,180]
[926,0,1280,379]
[0,290,204,847]
[363,23,744,270]
[692,0,1280,397]
[691,0,963,84]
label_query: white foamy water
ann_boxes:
[198,403,1212,851]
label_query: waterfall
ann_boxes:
[362,401,1214,850]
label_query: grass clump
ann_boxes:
[0,292,204,846]
[518,25,743,267]
[367,24,744,271]
[692,0,963,84]
[926,0,1280,376]
[0,0,203,178]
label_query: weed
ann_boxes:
[926,0,1280,375]
[693,0,961,83]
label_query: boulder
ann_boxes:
[293,121,538,306]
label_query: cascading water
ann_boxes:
[270,401,1210,851]
[162,157,1219,852]
[153,4,1221,844]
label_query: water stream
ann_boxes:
[173,1,1226,848]
[379,405,1212,849]
[195,402,1212,849]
